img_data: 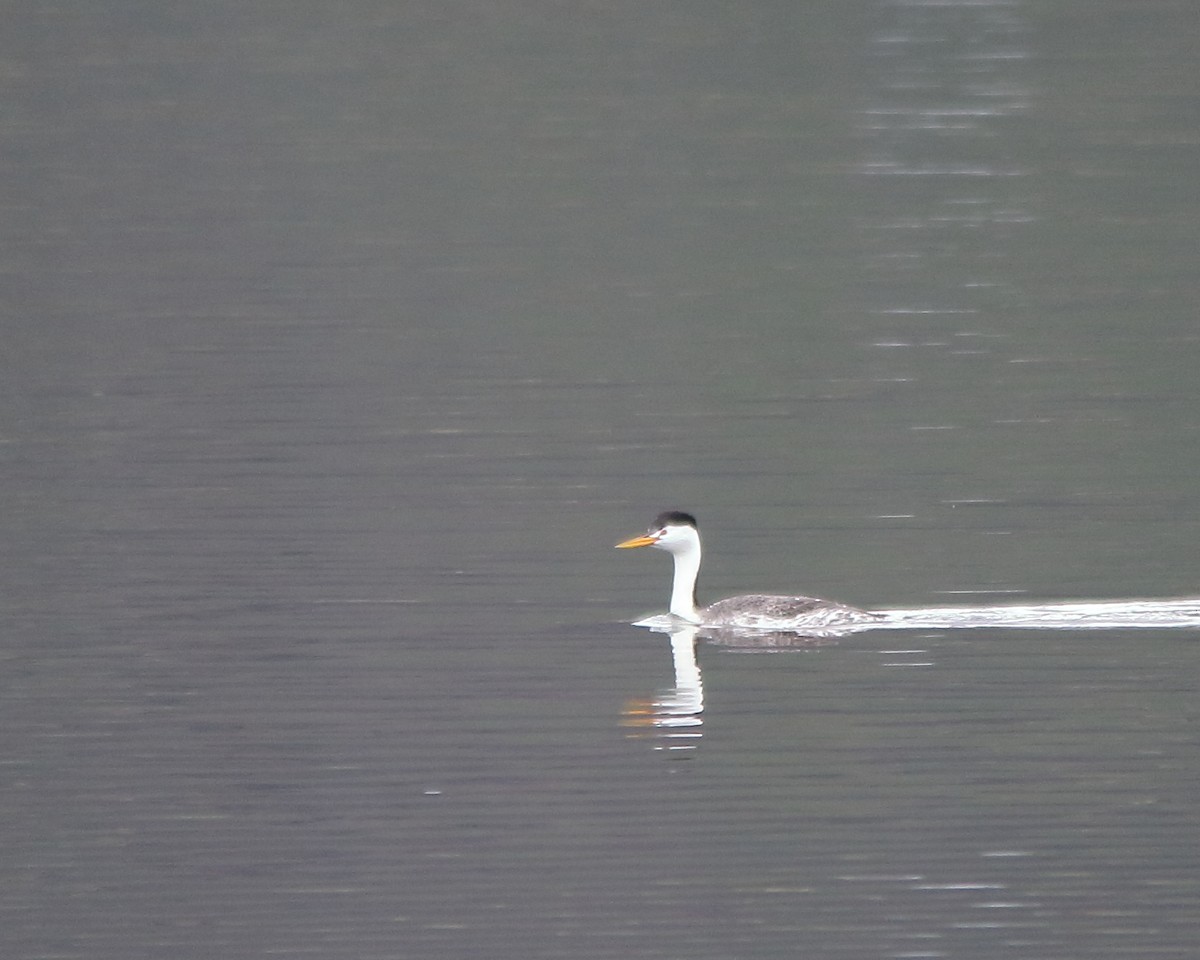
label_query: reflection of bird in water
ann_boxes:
[621,627,704,754]
[617,511,880,634]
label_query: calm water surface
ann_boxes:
[4,1,1200,958]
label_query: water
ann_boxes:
[4,1,1200,958]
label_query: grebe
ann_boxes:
[616,510,881,633]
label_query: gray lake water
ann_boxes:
[4,2,1200,958]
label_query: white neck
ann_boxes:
[668,534,703,623]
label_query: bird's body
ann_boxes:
[617,510,880,633]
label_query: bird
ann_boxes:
[616,510,881,633]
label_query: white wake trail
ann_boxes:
[868,597,1200,632]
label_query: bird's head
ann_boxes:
[616,511,700,555]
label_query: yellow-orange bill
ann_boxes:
[615,534,657,549]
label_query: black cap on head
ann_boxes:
[653,510,697,530]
